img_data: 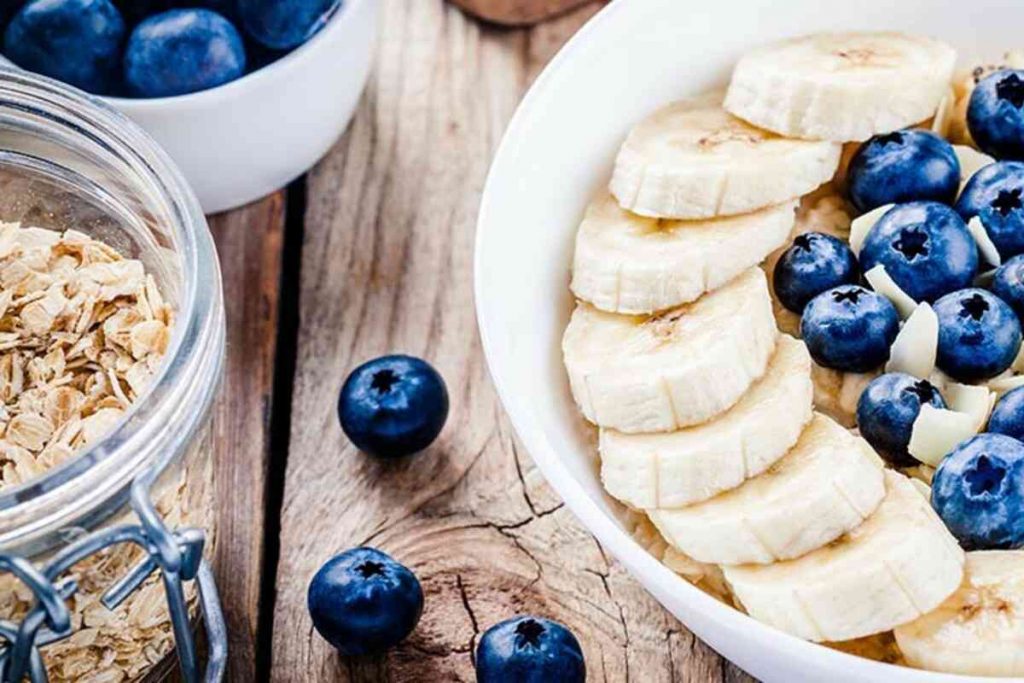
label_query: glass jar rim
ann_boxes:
[0,69,225,555]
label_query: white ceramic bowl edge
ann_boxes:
[475,1,1017,681]
[107,0,380,214]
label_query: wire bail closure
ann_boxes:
[0,468,226,683]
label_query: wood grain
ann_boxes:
[208,193,287,683]
[271,1,755,680]
[448,0,596,26]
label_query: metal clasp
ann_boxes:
[0,470,226,682]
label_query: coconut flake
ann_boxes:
[931,89,955,138]
[909,477,932,500]
[865,264,917,319]
[944,382,996,431]
[974,268,998,288]
[1013,345,1024,373]
[968,217,1002,267]
[989,373,1024,396]
[908,404,980,467]
[954,145,996,192]
[849,204,895,256]
[885,303,938,378]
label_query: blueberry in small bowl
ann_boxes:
[956,161,1024,261]
[307,547,424,655]
[988,386,1024,442]
[239,0,341,50]
[859,201,978,303]
[338,354,449,459]
[800,285,899,373]
[856,373,946,468]
[967,69,1024,161]
[115,0,239,25]
[124,9,247,98]
[934,288,1022,382]
[931,433,1024,549]
[772,232,860,314]
[4,0,126,94]
[991,253,1024,321]
[476,616,586,683]
[846,130,960,212]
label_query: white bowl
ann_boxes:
[104,0,379,214]
[474,1,1020,681]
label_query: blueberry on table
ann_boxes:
[991,254,1024,321]
[956,161,1024,261]
[476,616,586,683]
[800,285,899,373]
[847,130,961,212]
[932,433,1024,549]
[3,0,126,94]
[934,288,1022,382]
[124,9,246,98]
[772,232,860,314]
[856,373,947,467]
[859,201,978,303]
[338,354,449,458]
[989,386,1024,442]
[968,70,1024,161]
[307,547,423,655]
[238,0,340,50]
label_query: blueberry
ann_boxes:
[238,0,339,50]
[3,0,126,94]
[123,9,246,98]
[307,547,423,655]
[338,354,449,458]
[989,386,1024,442]
[476,616,586,683]
[932,433,1024,549]
[991,254,1024,321]
[847,130,960,212]
[800,285,899,373]
[934,288,1022,382]
[0,0,22,27]
[115,1,238,25]
[856,373,946,467]
[955,161,1024,261]
[967,70,1024,161]
[772,232,860,314]
[859,201,978,303]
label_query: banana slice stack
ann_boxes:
[558,31,1005,669]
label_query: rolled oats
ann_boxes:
[0,222,210,682]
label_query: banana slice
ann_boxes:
[609,92,840,219]
[563,268,777,433]
[601,335,813,509]
[725,32,957,142]
[894,551,1024,676]
[724,472,965,642]
[571,193,796,314]
[649,415,885,566]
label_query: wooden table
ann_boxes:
[207,1,757,680]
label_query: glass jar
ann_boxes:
[0,69,226,682]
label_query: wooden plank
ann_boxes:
[271,1,756,681]
[207,192,287,683]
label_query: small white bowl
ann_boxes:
[475,1,1020,681]
[104,0,379,214]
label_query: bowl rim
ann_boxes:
[474,1,987,681]
[103,0,368,110]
